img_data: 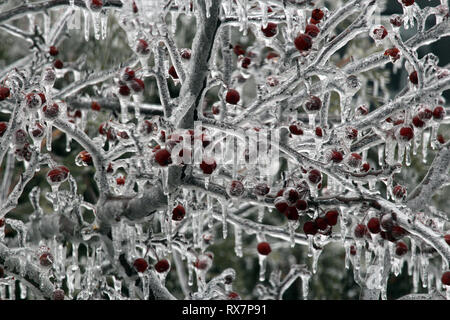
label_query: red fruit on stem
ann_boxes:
[257,242,271,255]
[261,23,277,37]
[39,252,54,267]
[233,45,245,56]
[53,59,63,69]
[367,217,381,234]
[345,127,358,140]
[372,26,388,40]
[122,67,135,81]
[350,245,357,256]
[308,169,321,184]
[442,271,450,285]
[432,106,445,121]
[395,241,408,256]
[200,157,217,174]
[315,217,328,231]
[402,0,414,6]
[305,24,320,37]
[119,85,131,96]
[315,127,323,137]
[304,96,322,112]
[254,183,270,196]
[325,210,339,226]
[27,93,42,109]
[294,33,312,52]
[354,224,367,238]
[399,126,414,141]
[89,0,103,11]
[311,8,324,20]
[42,103,59,118]
[289,123,303,135]
[330,150,343,163]
[228,180,245,197]
[362,162,370,172]
[168,66,179,79]
[180,48,191,59]
[384,47,400,61]
[286,206,299,220]
[49,46,59,56]
[437,135,445,144]
[155,259,170,273]
[303,221,318,235]
[412,115,425,128]
[116,176,125,185]
[172,204,186,221]
[136,39,150,55]
[47,166,69,183]
[275,197,288,214]
[78,151,93,165]
[393,185,406,199]
[155,149,172,166]
[241,57,251,69]
[130,78,145,93]
[0,122,7,137]
[283,188,300,204]
[409,71,418,85]
[295,199,308,211]
[225,89,240,105]
[133,258,148,273]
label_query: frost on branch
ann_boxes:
[0,0,449,300]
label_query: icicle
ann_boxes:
[234,225,243,257]
[422,129,430,163]
[385,137,397,165]
[405,144,411,166]
[311,247,321,274]
[258,254,267,281]
[308,113,316,129]
[101,11,108,40]
[300,274,310,300]
[378,143,384,166]
[188,262,194,286]
[221,200,228,239]
[92,12,101,40]
[288,220,297,248]
[83,9,90,41]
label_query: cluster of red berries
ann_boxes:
[47,165,70,184]
[303,210,339,236]
[118,67,145,96]
[134,257,170,274]
[274,186,311,221]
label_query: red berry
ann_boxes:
[228,180,245,197]
[49,46,59,56]
[345,127,358,140]
[53,59,63,69]
[289,123,303,135]
[42,103,59,119]
[354,224,367,238]
[91,101,101,111]
[310,18,321,25]
[315,217,328,231]
[401,0,414,6]
[136,39,150,55]
[391,225,407,240]
[0,122,7,137]
[393,185,406,199]
[308,169,321,184]
[442,271,450,285]
[180,48,191,59]
[409,71,418,85]
[89,0,103,11]
[155,149,172,166]
[119,85,131,96]
[362,162,370,172]
[225,89,240,105]
[261,22,277,37]
[0,219,4,228]
[283,188,300,204]
[294,33,312,52]
[399,126,414,141]
[133,258,148,273]
[367,217,381,234]
[350,245,357,256]
[40,252,54,267]
[325,210,339,226]
[295,199,308,211]
[168,66,178,79]
[412,115,425,128]
[116,176,125,185]
[78,150,93,165]
[311,8,324,21]
[122,67,135,81]
[200,157,216,174]
[437,135,445,144]
[315,127,323,137]
[241,57,251,69]
[384,47,400,61]
[172,204,186,221]
[228,292,240,300]
[390,15,403,27]
[304,96,322,112]
[155,259,170,273]
[330,150,343,163]
[395,241,408,256]
[38,93,46,104]
[233,45,245,56]
[432,106,445,121]
[254,183,270,196]
[286,206,299,220]
[275,197,289,214]
[305,24,320,37]
[303,221,318,235]
[347,153,362,168]
[257,242,271,255]
[266,52,279,60]
[132,1,138,13]
[372,26,388,40]
[47,166,69,184]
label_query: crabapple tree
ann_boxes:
[0,0,449,300]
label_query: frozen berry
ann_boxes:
[241,57,251,69]
[254,183,270,196]
[399,126,414,141]
[39,252,54,267]
[53,289,65,300]
[347,153,362,168]
[91,101,101,111]
[225,89,240,105]
[168,66,178,79]
[0,122,7,137]
[257,242,271,255]
[442,271,450,285]
[172,204,186,221]
[53,59,63,69]
[325,210,339,226]
[289,123,303,135]
[286,206,299,220]
[350,245,357,256]
[89,0,103,11]
[136,39,150,55]
[119,85,131,96]
[155,149,172,166]
[367,217,381,234]
[305,24,320,37]
[78,150,93,165]
[330,150,343,163]
[311,8,324,20]
[26,93,42,109]
[275,197,289,214]
[228,180,245,197]
[304,96,322,112]
[295,199,308,211]
[47,166,69,184]
[122,67,135,81]
[315,127,323,137]
[49,46,59,56]
[303,221,318,235]
[432,106,445,121]
[116,176,125,185]
[155,259,170,273]
[437,135,445,144]
[384,47,400,62]
[412,115,425,128]
[200,157,216,174]
[308,169,321,184]
[362,162,370,172]
[315,217,328,231]
[372,26,388,40]
[409,71,418,85]
[42,103,60,118]
[180,48,191,59]
[354,224,367,238]
[14,129,28,145]
[233,45,245,56]
[393,185,406,200]
[395,241,408,256]
[133,258,148,273]
[130,78,145,93]
[294,33,312,52]
[261,22,277,37]
[401,0,414,6]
